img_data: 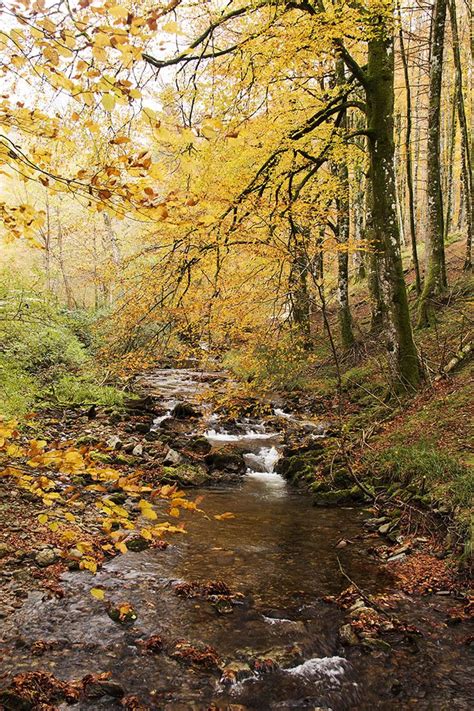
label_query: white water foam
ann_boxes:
[243,446,280,473]
[274,407,294,419]
[286,656,349,682]
[262,615,295,625]
[204,429,279,443]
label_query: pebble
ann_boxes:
[35,549,58,567]
[0,543,13,559]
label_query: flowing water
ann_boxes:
[1,370,472,710]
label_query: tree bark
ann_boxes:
[365,31,422,390]
[334,60,355,349]
[448,0,473,269]
[398,11,421,293]
[418,0,448,325]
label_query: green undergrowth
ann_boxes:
[0,273,125,417]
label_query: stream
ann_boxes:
[1,369,472,710]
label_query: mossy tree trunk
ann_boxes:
[448,0,472,270]
[365,31,422,391]
[334,60,355,350]
[418,0,448,325]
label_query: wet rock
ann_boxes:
[362,637,391,652]
[204,448,246,475]
[125,536,150,552]
[365,516,389,529]
[162,463,209,486]
[35,548,58,567]
[134,422,151,434]
[276,449,324,483]
[163,448,182,466]
[185,436,212,455]
[106,435,122,450]
[170,640,222,671]
[69,548,83,560]
[349,606,373,619]
[83,679,124,699]
[171,402,201,419]
[339,623,359,646]
[107,603,137,624]
[220,661,253,684]
[250,644,302,670]
[141,635,164,654]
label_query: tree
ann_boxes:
[418,0,448,326]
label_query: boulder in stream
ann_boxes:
[204,448,246,475]
[171,401,202,419]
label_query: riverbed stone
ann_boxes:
[276,450,324,483]
[35,548,58,567]
[162,463,209,486]
[83,679,125,699]
[125,536,150,552]
[163,448,182,466]
[0,543,13,559]
[204,448,246,475]
[171,402,202,419]
[339,623,359,646]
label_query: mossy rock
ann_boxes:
[204,448,246,475]
[313,485,366,506]
[75,434,100,446]
[126,536,150,552]
[162,463,210,486]
[276,450,323,483]
[89,451,114,464]
[332,470,353,488]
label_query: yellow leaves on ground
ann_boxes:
[0,417,204,575]
[214,512,236,521]
[90,587,106,600]
[138,499,157,520]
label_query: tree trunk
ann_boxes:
[448,0,473,269]
[55,208,75,309]
[365,174,385,331]
[398,12,421,293]
[365,32,422,390]
[418,0,448,325]
[444,82,457,243]
[288,224,312,344]
[334,60,355,350]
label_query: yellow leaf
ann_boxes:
[115,541,128,554]
[90,587,106,600]
[81,557,97,573]
[142,507,157,520]
[169,507,180,518]
[38,513,49,524]
[162,21,179,33]
[102,93,116,111]
[48,522,59,532]
[64,512,76,523]
[109,5,129,19]
[214,512,236,521]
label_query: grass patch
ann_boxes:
[367,443,473,510]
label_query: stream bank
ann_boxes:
[0,368,472,710]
